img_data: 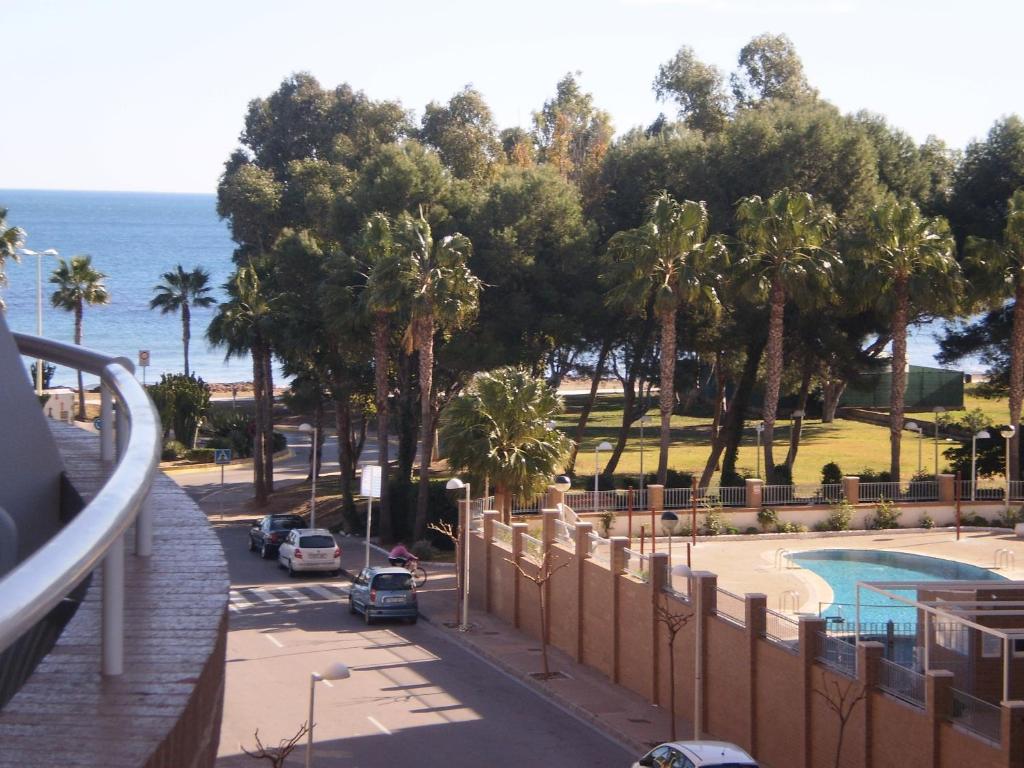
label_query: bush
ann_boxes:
[642,469,694,488]
[757,507,779,532]
[858,468,892,483]
[744,526,759,535]
[161,439,188,461]
[388,478,460,545]
[702,507,724,536]
[187,448,215,463]
[410,539,440,561]
[963,513,989,527]
[205,410,254,458]
[724,525,740,535]
[771,464,794,486]
[826,499,854,531]
[871,498,902,529]
[812,521,829,532]
[776,521,808,534]
[821,462,843,485]
[149,373,211,448]
[919,512,935,529]
[598,510,617,536]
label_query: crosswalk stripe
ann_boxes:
[229,583,349,612]
[307,584,346,601]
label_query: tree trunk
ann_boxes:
[374,313,393,542]
[414,313,435,540]
[496,481,511,524]
[75,304,86,420]
[761,280,786,483]
[251,343,267,506]
[1009,282,1024,482]
[784,362,813,471]
[821,371,846,424]
[262,342,275,495]
[889,277,909,482]
[182,302,191,377]
[701,336,764,488]
[396,350,419,483]
[335,389,357,528]
[657,306,677,485]
[309,397,324,480]
[566,338,611,474]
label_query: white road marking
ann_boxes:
[367,716,392,735]
[308,584,345,600]
[265,633,284,648]
[229,584,349,611]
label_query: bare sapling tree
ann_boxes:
[428,519,462,624]
[507,548,571,677]
[241,722,309,767]
[655,594,695,740]
[814,672,867,768]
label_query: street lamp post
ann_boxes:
[306,662,351,768]
[639,414,647,491]
[932,406,945,476]
[594,441,613,504]
[17,247,59,395]
[1001,427,1016,509]
[299,423,319,528]
[446,477,472,630]
[906,421,923,477]
[755,422,764,479]
[971,429,991,501]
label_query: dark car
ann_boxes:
[348,567,418,625]
[248,514,305,559]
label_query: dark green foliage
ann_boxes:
[204,410,254,458]
[858,468,892,483]
[161,440,188,461]
[821,462,843,485]
[30,362,56,389]
[148,373,211,448]
[187,448,216,463]
[870,499,902,529]
[387,478,458,545]
[643,470,694,488]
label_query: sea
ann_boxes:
[0,189,984,388]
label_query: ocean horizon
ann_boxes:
[0,188,984,389]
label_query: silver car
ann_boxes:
[348,567,418,625]
[633,741,758,768]
[276,528,341,576]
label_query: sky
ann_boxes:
[2,0,1021,195]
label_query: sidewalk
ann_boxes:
[334,532,681,756]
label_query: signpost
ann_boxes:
[214,449,233,512]
[138,350,150,385]
[360,464,383,569]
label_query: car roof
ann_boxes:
[663,741,757,765]
[293,528,334,536]
[367,566,411,575]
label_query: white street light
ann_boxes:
[446,476,472,630]
[932,406,945,476]
[755,422,765,479]
[17,247,59,395]
[299,423,319,528]
[306,662,350,768]
[1001,426,1016,509]
[594,441,613,499]
[971,429,991,501]
[906,421,923,476]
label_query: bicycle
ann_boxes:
[389,556,427,587]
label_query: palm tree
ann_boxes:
[49,255,110,420]
[857,198,958,481]
[207,262,277,505]
[392,210,482,540]
[0,209,25,308]
[149,265,216,377]
[440,367,572,522]
[605,192,725,485]
[964,188,1024,481]
[734,189,837,483]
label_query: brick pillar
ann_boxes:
[925,669,954,768]
[609,537,628,683]
[842,476,860,505]
[798,616,827,768]
[650,552,670,705]
[744,594,767,755]
[1001,700,1024,766]
[544,485,566,508]
[511,522,527,629]
[937,473,955,503]
[858,641,884,768]
[648,484,664,512]
[482,511,498,613]
[745,478,763,509]
[541,509,558,548]
[692,572,718,738]
[574,521,593,662]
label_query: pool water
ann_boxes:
[790,549,1006,626]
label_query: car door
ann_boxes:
[352,569,369,607]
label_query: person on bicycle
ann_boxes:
[388,542,415,567]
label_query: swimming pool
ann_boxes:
[789,549,1006,626]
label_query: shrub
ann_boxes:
[826,499,854,531]
[812,521,829,532]
[410,539,440,561]
[997,506,1022,529]
[776,521,808,534]
[771,464,794,486]
[161,439,188,461]
[724,525,740,535]
[598,510,616,536]
[642,469,694,488]
[187,448,215,463]
[963,513,989,527]
[744,526,759,535]
[757,507,779,532]
[919,512,935,529]
[702,507,724,536]
[821,462,843,486]
[858,468,892,483]
[870,498,902,529]
[149,373,211,448]
[205,410,254,458]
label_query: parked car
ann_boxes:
[277,529,341,576]
[247,514,306,559]
[348,566,418,625]
[632,741,758,768]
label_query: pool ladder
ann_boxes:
[774,548,795,570]
[779,590,800,612]
[994,548,1016,570]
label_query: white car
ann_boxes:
[633,741,758,768]
[277,528,341,576]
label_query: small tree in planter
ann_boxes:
[655,594,695,740]
[428,519,462,625]
[506,548,571,677]
[241,723,309,767]
[815,672,867,768]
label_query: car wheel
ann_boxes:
[349,596,356,614]
[247,536,256,552]
[260,543,271,559]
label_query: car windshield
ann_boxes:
[373,573,412,590]
[299,535,335,549]
[271,517,304,530]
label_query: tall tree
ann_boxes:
[149,265,216,377]
[962,188,1024,480]
[653,46,732,134]
[49,255,110,420]
[730,33,815,107]
[605,193,724,485]
[420,86,501,182]
[855,199,959,481]
[0,208,25,305]
[734,189,837,482]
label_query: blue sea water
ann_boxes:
[0,188,984,387]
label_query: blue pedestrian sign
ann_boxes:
[213,448,233,465]
[93,417,102,431]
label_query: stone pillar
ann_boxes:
[541,509,559,548]
[925,669,954,768]
[609,537,628,682]
[937,473,956,503]
[650,552,670,705]
[482,511,498,613]
[1001,700,1024,766]
[798,616,827,768]
[745,478,763,509]
[692,572,718,738]
[857,641,884,768]
[544,485,566,509]
[648,484,664,512]
[744,593,767,754]
[511,522,528,629]
[574,521,593,662]
[842,476,860,505]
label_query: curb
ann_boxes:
[160,447,293,474]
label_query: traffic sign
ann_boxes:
[360,464,382,498]
[138,350,150,367]
[93,417,102,431]
[213,448,233,465]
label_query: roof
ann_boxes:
[669,741,757,765]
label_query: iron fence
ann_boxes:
[762,483,843,506]
[765,609,800,649]
[877,658,925,708]
[553,519,574,543]
[817,632,857,677]
[493,522,513,550]
[715,587,746,626]
[623,549,651,581]
[950,688,1001,743]
[521,533,544,563]
[587,532,610,564]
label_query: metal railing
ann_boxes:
[665,570,690,600]
[2,334,160,680]
[663,486,748,508]
[765,608,800,648]
[587,531,610,564]
[950,688,1001,743]
[762,483,843,506]
[521,533,544,563]
[877,658,925,708]
[858,480,939,502]
[623,548,650,581]
[817,632,857,678]
[958,479,1005,502]
[714,587,746,626]
[553,519,574,543]
[493,521,514,550]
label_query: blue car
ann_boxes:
[348,567,419,625]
